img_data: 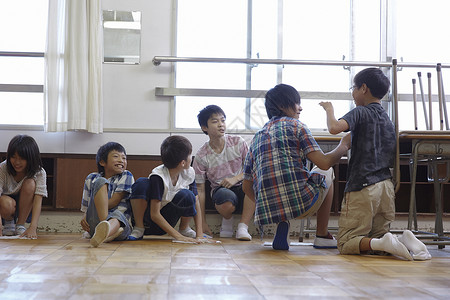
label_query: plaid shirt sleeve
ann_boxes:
[111,170,134,200]
[81,173,99,213]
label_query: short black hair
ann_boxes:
[96,142,126,174]
[6,135,43,178]
[197,105,226,135]
[353,68,390,99]
[160,135,192,169]
[265,84,301,119]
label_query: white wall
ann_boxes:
[1,0,214,156]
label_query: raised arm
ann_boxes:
[319,101,349,134]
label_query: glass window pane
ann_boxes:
[177,0,247,58]
[176,63,247,89]
[250,0,278,90]
[0,57,45,85]
[175,97,246,130]
[283,65,350,93]
[249,98,269,129]
[0,0,48,52]
[352,0,381,61]
[0,93,44,125]
[395,0,450,130]
[283,0,350,61]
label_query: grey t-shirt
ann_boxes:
[341,102,395,192]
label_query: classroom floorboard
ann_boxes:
[1,233,450,299]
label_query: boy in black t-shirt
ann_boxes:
[320,68,430,261]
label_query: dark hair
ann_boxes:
[160,135,192,169]
[197,105,226,135]
[96,142,126,174]
[353,68,390,99]
[6,135,43,178]
[265,84,301,119]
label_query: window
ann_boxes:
[395,0,450,131]
[175,0,376,131]
[175,0,450,132]
[0,0,48,126]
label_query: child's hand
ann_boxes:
[80,217,90,232]
[21,226,38,239]
[220,177,238,189]
[340,132,352,150]
[177,235,200,244]
[319,101,334,113]
[196,237,220,244]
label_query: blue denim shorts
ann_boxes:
[211,185,244,213]
[86,177,132,241]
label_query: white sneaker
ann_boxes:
[236,223,252,241]
[179,227,196,238]
[90,221,110,247]
[220,216,234,238]
[313,233,337,249]
[3,219,16,236]
[105,227,124,243]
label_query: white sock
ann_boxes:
[370,232,413,261]
[130,226,145,239]
[398,230,431,260]
[221,216,234,232]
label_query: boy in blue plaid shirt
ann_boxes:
[243,84,351,250]
[80,142,135,247]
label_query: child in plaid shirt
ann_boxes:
[80,142,134,247]
[243,84,350,250]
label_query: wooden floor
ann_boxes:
[1,233,450,300]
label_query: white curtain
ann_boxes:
[44,0,103,133]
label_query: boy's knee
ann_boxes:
[131,177,150,199]
[215,201,236,213]
[174,189,196,206]
[91,177,109,196]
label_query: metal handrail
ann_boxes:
[152,56,450,69]
[0,51,44,57]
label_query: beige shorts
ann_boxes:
[337,179,395,255]
[296,166,335,219]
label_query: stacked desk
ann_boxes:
[399,131,450,247]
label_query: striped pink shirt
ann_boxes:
[193,135,248,193]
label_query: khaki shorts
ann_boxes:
[337,179,395,255]
[296,166,335,219]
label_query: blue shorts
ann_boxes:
[85,177,132,241]
[211,185,244,213]
[8,193,33,224]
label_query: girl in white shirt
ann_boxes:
[0,135,47,239]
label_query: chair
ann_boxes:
[408,138,450,248]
